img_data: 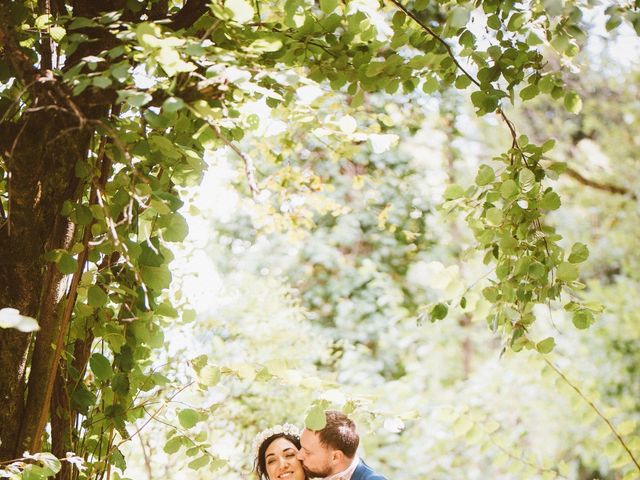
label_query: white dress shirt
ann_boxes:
[323,456,359,480]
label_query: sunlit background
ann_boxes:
[116,13,640,480]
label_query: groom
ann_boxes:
[297,410,388,480]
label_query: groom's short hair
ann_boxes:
[316,410,359,458]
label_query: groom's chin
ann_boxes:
[302,466,324,478]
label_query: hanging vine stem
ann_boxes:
[386,0,524,154]
[544,358,640,472]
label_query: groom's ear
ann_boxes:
[331,450,345,463]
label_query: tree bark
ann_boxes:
[0,97,93,459]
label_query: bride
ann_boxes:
[253,423,308,480]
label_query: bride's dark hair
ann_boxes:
[254,433,302,479]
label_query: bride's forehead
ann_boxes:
[266,437,297,454]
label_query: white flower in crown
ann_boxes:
[251,423,300,457]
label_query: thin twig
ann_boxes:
[386,0,527,154]
[209,123,260,198]
[114,381,195,450]
[386,0,480,88]
[545,358,640,472]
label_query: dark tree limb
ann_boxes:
[168,0,210,30]
[51,361,73,480]
[39,0,53,71]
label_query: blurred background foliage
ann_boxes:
[119,16,640,480]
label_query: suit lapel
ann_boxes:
[351,461,366,480]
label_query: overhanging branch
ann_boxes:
[564,165,636,199]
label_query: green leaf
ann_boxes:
[71,384,97,414]
[520,84,539,101]
[199,365,221,386]
[482,286,499,302]
[444,184,464,200]
[541,139,556,152]
[507,12,527,32]
[449,6,470,29]
[414,0,428,10]
[518,168,535,192]
[112,372,131,395]
[429,303,448,321]
[58,253,78,274]
[305,404,327,430]
[572,310,595,329]
[118,90,153,108]
[90,353,114,381]
[486,207,503,226]
[164,436,184,454]
[529,261,547,279]
[93,75,112,89]
[68,17,97,30]
[422,75,438,94]
[487,14,501,30]
[500,179,519,199]
[188,454,210,470]
[556,262,579,282]
[536,337,555,354]
[37,453,62,475]
[564,91,582,114]
[50,26,66,42]
[35,14,52,29]
[226,0,255,23]
[163,97,185,113]
[455,75,472,89]
[475,165,495,186]
[178,409,200,429]
[538,75,555,93]
[391,11,406,28]
[568,242,589,263]
[110,62,130,82]
[87,285,108,308]
[160,213,189,242]
[141,265,172,291]
[540,191,561,210]
[75,204,94,226]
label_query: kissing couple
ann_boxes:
[252,410,388,480]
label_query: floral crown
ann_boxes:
[251,423,301,457]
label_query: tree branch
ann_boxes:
[386,0,480,88]
[38,0,53,71]
[208,123,260,199]
[168,0,210,30]
[385,0,524,156]
[545,358,640,473]
[564,165,636,199]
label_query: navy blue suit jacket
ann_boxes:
[351,459,388,480]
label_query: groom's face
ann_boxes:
[297,429,334,478]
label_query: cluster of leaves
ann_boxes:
[443,136,600,351]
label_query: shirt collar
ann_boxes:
[324,456,359,480]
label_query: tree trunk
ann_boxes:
[0,101,93,459]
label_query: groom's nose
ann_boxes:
[296,450,304,461]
